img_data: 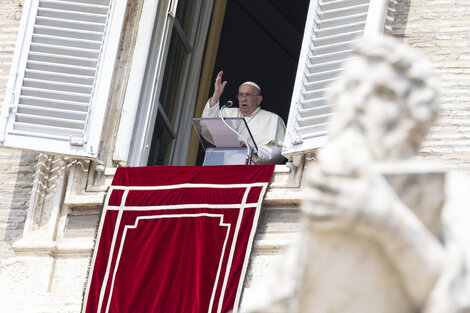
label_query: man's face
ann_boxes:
[356,66,410,159]
[238,84,262,116]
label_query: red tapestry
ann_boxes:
[82,165,274,313]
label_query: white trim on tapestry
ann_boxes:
[85,181,266,313]
[109,182,268,190]
[105,203,261,211]
[217,186,250,313]
[105,214,231,313]
[210,216,232,313]
[81,185,123,313]
[96,189,129,313]
[234,183,268,310]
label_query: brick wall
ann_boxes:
[0,0,470,260]
[0,150,37,259]
[0,0,21,108]
[386,0,470,172]
[0,1,37,260]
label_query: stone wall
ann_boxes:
[0,150,36,259]
[0,1,469,311]
[0,1,38,260]
[386,0,470,172]
[0,0,21,108]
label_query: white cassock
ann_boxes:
[202,100,286,164]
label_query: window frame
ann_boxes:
[0,0,128,159]
[282,0,388,159]
[113,0,215,166]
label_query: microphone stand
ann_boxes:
[219,101,252,164]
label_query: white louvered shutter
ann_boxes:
[282,0,387,158]
[0,0,127,158]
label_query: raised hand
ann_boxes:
[209,71,228,107]
[302,163,394,235]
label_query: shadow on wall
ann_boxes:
[0,150,38,257]
[384,0,411,38]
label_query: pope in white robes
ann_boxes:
[202,71,286,164]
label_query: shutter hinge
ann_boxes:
[291,136,303,145]
[0,105,14,144]
[95,160,105,172]
[70,136,85,146]
[168,0,178,17]
[6,103,14,118]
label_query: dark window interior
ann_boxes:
[196,0,309,165]
[210,0,310,122]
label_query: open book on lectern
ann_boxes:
[192,117,258,165]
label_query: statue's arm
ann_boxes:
[359,182,445,309]
[305,170,445,309]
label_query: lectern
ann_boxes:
[192,117,258,165]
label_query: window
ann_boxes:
[283,0,387,157]
[0,0,127,158]
[1,0,387,165]
[115,0,214,166]
[146,1,200,165]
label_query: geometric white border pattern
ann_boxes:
[83,182,268,313]
[108,214,231,313]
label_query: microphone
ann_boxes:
[218,100,252,164]
[219,100,233,119]
[220,100,233,111]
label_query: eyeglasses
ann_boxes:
[235,93,261,100]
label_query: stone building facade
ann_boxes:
[390,0,470,171]
[0,0,38,260]
[0,0,469,312]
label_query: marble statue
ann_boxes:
[244,35,470,313]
